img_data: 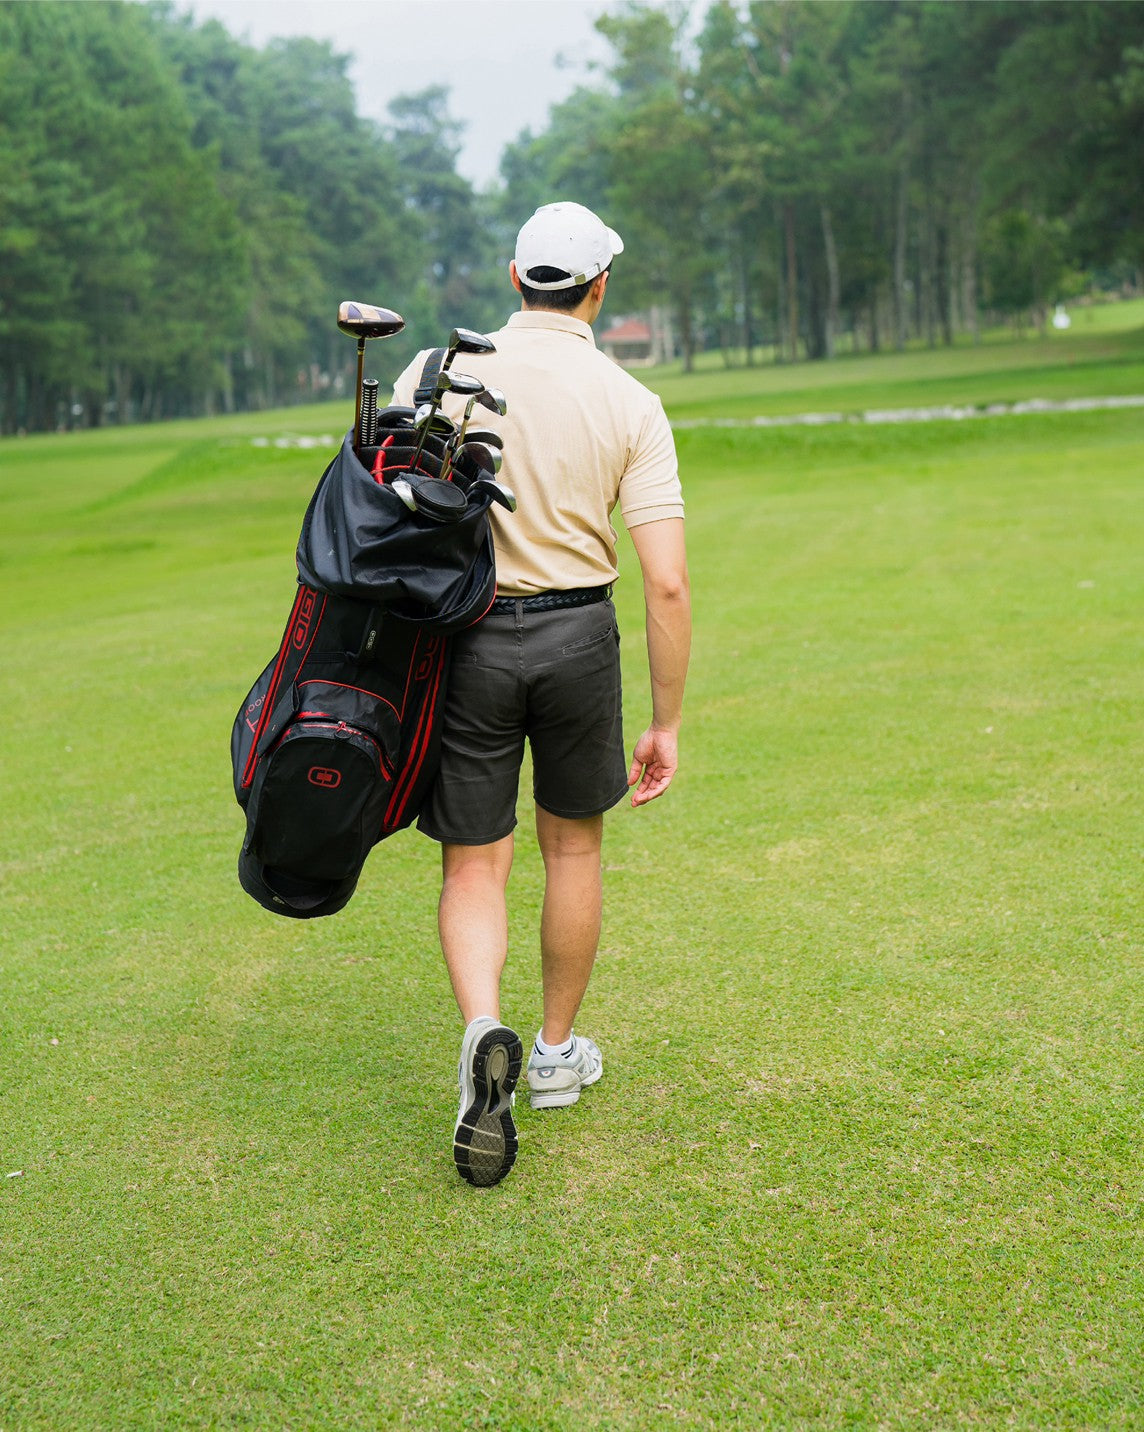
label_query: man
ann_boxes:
[391,201,690,1188]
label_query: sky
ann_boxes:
[179,0,617,187]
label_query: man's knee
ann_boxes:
[442,836,514,889]
[535,808,604,861]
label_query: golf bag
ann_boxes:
[232,389,506,919]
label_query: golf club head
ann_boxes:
[444,328,496,367]
[477,387,508,417]
[390,479,419,512]
[465,427,504,450]
[435,370,485,399]
[414,415,457,443]
[337,300,405,340]
[476,478,516,512]
[460,441,503,477]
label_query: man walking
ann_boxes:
[391,202,690,1187]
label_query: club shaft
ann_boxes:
[353,339,365,451]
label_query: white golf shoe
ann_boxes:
[526,1034,603,1109]
[453,1017,522,1188]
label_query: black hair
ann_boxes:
[519,264,610,312]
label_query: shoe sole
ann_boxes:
[454,1026,522,1187]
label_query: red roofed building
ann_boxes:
[601,317,654,367]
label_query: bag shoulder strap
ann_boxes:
[412,347,447,406]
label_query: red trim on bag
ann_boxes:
[384,638,445,830]
[396,627,422,720]
[461,588,497,629]
[241,587,326,789]
[295,679,401,723]
[281,719,392,779]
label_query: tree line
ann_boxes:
[0,0,501,433]
[503,1,1144,370]
[2,1,1143,432]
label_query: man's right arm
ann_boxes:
[627,516,690,806]
[390,355,422,408]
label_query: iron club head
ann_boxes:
[435,370,486,399]
[389,478,419,512]
[460,441,503,476]
[464,426,503,450]
[443,328,496,370]
[476,387,507,417]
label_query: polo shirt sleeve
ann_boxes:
[618,396,684,528]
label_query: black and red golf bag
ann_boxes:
[231,398,508,919]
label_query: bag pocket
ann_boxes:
[245,719,395,883]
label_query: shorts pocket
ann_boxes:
[560,621,617,656]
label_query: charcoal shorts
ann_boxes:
[418,595,629,845]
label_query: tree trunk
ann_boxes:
[937,218,953,346]
[774,222,785,363]
[1,366,16,434]
[784,201,799,361]
[961,184,979,345]
[922,191,936,348]
[894,157,909,351]
[741,243,754,367]
[678,295,694,373]
[821,203,839,361]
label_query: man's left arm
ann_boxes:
[627,516,691,806]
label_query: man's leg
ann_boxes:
[439,835,515,1022]
[535,808,603,1044]
[441,835,522,1187]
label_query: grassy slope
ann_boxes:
[1,321,1142,1428]
[649,297,1144,420]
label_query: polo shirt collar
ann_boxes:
[506,310,596,346]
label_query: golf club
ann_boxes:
[464,426,504,450]
[337,300,405,453]
[389,478,419,513]
[406,371,485,476]
[470,473,517,511]
[449,385,508,465]
[360,378,379,448]
[458,441,503,477]
[442,328,496,372]
[413,402,458,440]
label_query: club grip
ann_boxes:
[360,378,379,448]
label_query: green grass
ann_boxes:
[645,297,1144,420]
[1,324,1142,1428]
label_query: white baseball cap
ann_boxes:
[514,201,624,290]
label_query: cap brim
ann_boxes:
[606,226,624,257]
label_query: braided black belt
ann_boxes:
[488,584,612,614]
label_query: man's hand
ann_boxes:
[627,726,679,806]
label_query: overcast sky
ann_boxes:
[178,0,617,187]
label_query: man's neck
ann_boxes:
[520,302,599,325]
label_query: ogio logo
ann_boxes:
[293,591,316,648]
[414,634,442,681]
[307,766,341,789]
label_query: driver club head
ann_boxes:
[337,301,405,340]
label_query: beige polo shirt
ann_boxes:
[391,310,683,596]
